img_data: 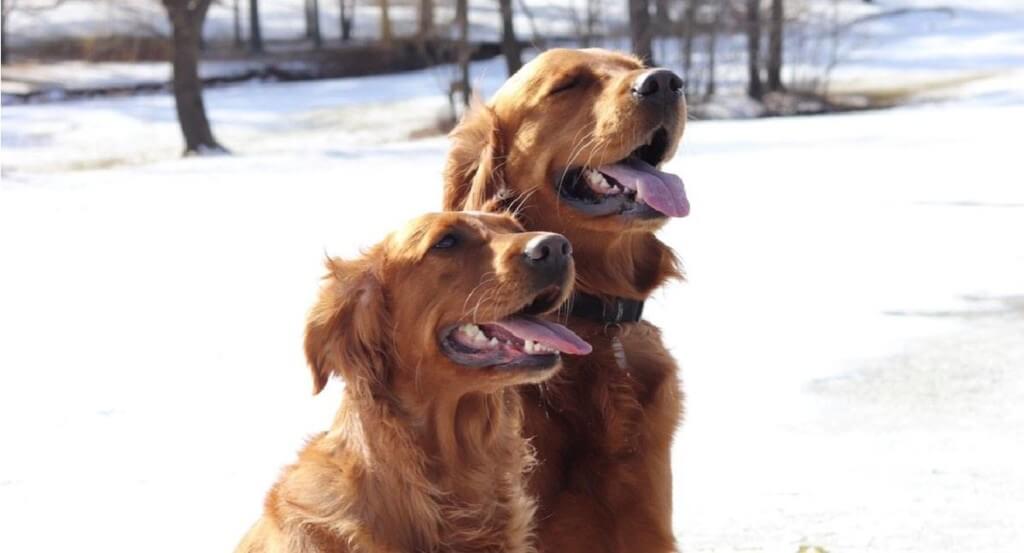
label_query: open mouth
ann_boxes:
[555,127,689,219]
[440,287,592,370]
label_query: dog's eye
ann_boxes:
[549,76,581,95]
[432,233,459,250]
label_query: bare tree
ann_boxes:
[680,0,698,85]
[567,0,598,47]
[654,0,670,33]
[232,0,243,48]
[248,0,263,53]
[705,0,721,98]
[766,0,784,91]
[516,0,546,50]
[454,0,470,106]
[339,0,354,41]
[498,0,522,75]
[161,0,226,154]
[417,0,433,38]
[628,0,653,64]
[2,0,68,65]
[1,0,14,65]
[305,0,322,49]
[380,0,393,45]
[745,0,763,100]
[584,0,601,47]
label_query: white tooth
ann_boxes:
[588,169,620,195]
[489,337,499,347]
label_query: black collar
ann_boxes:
[569,292,645,324]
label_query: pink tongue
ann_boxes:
[597,160,690,217]
[492,317,592,355]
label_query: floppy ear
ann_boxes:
[304,256,390,395]
[443,102,509,212]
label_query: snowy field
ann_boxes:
[3,2,1024,553]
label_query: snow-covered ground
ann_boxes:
[2,2,1024,552]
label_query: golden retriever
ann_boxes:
[234,211,592,553]
[443,49,689,553]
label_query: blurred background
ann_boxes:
[1,1,1022,552]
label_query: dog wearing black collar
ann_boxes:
[442,48,689,553]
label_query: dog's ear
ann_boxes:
[304,256,390,395]
[443,102,508,212]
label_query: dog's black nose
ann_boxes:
[524,233,571,271]
[631,69,684,103]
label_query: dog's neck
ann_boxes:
[571,229,681,301]
[330,382,532,551]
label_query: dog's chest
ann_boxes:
[435,497,532,553]
[567,323,679,452]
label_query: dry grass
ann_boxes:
[827,71,999,108]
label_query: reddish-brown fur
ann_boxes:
[443,49,687,553]
[235,212,578,553]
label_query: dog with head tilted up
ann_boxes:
[234,211,591,553]
[444,48,690,553]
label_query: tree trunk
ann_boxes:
[498,0,521,75]
[339,0,353,41]
[418,0,433,38]
[380,0,392,45]
[681,0,698,84]
[305,0,322,49]
[655,0,670,32]
[1,5,9,66]
[455,0,470,107]
[628,0,653,64]
[705,1,720,98]
[767,0,784,91]
[232,0,243,48]
[583,0,599,48]
[248,0,263,53]
[745,0,763,100]
[163,0,226,155]
[305,0,313,38]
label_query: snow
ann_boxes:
[2,2,1024,552]
[664,98,1024,551]
[0,60,281,92]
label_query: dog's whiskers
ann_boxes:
[462,272,497,318]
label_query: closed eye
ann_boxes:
[549,75,581,96]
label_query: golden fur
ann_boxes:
[443,49,687,553]
[235,212,578,553]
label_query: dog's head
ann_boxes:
[445,48,689,236]
[304,212,591,397]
